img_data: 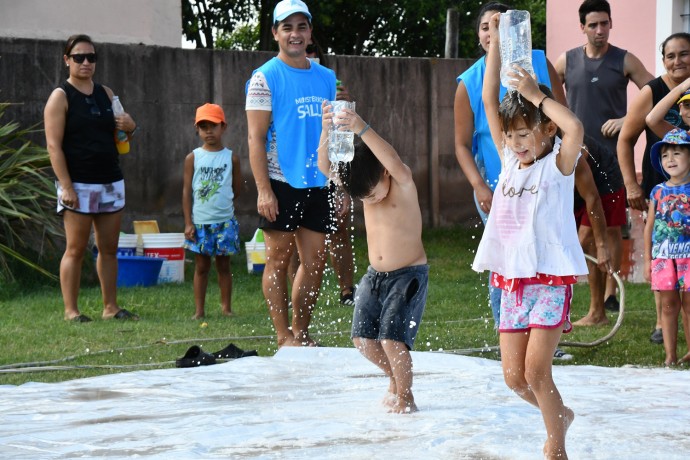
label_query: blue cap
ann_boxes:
[273,0,312,24]
[650,128,690,175]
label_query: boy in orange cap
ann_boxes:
[182,103,242,319]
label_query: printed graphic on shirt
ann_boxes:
[195,164,228,204]
[653,189,690,259]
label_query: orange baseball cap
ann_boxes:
[195,103,225,124]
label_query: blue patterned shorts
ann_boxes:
[184,218,240,256]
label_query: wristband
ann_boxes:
[357,123,371,137]
[129,125,139,137]
[538,96,548,112]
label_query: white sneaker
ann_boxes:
[553,348,573,361]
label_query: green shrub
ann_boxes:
[0,102,62,282]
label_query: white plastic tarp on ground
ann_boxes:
[0,346,688,459]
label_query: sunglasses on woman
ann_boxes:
[69,53,98,64]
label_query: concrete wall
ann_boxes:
[0,0,181,47]
[0,37,476,234]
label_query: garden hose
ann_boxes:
[441,254,625,355]
[558,253,625,348]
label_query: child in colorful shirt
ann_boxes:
[644,128,690,366]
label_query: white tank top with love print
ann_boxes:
[472,139,588,279]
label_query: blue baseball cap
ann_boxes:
[273,0,312,24]
[650,128,690,175]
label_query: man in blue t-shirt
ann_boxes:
[246,0,337,348]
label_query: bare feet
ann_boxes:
[543,407,574,459]
[389,394,418,414]
[573,314,609,327]
[277,336,302,347]
[678,352,690,366]
[191,312,205,320]
[221,310,234,317]
[382,392,397,409]
[295,332,320,347]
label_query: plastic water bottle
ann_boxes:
[499,10,534,90]
[111,96,130,154]
[327,100,355,163]
[328,130,355,163]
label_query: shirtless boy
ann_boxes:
[317,101,429,414]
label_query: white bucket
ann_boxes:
[141,233,185,284]
[117,234,138,257]
[245,242,266,274]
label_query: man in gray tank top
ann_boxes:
[554,0,653,327]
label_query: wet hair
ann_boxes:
[475,2,510,56]
[64,34,94,56]
[578,0,611,25]
[498,84,555,134]
[336,141,385,200]
[660,32,690,56]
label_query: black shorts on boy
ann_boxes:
[351,265,429,350]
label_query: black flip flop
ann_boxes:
[175,345,217,368]
[71,314,93,323]
[112,309,139,321]
[212,343,258,360]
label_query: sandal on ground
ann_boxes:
[212,343,258,360]
[70,314,92,323]
[108,309,139,321]
[175,345,216,368]
[340,286,355,307]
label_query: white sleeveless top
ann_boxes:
[472,140,588,279]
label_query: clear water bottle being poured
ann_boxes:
[327,100,356,163]
[498,10,534,90]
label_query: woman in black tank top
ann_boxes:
[617,33,690,212]
[44,34,138,323]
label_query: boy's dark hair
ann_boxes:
[578,0,611,25]
[475,2,511,56]
[498,84,555,133]
[336,141,384,200]
[64,34,94,56]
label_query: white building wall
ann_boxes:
[655,0,690,75]
[0,0,181,47]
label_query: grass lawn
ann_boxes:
[0,226,681,386]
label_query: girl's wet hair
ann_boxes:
[64,34,94,56]
[498,84,554,133]
[336,141,384,200]
[660,32,690,56]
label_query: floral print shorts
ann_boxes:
[499,283,572,333]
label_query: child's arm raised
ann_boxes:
[482,12,504,162]
[336,108,412,185]
[510,69,584,175]
[646,76,690,137]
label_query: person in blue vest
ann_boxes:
[453,2,569,360]
[245,0,337,347]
